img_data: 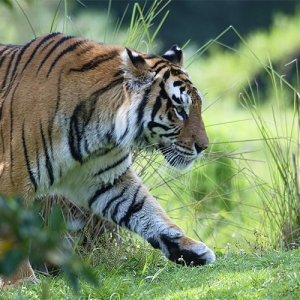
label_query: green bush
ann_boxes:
[0,195,98,291]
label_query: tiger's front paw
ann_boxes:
[161,234,215,266]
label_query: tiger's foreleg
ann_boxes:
[88,168,215,265]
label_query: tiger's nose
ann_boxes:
[195,143,208,154]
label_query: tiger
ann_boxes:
[0,32,215,288]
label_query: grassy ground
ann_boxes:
[1,241,300,300]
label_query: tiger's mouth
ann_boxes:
[159,144,196,170]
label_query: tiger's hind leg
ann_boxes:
[0,259,38,290]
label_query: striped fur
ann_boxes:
[0,33,215,288]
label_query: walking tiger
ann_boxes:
[0,33,215,288]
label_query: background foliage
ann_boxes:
[1,0,300,49]
[69,0,299,48]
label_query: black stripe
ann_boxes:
[3,44,34,100]
[48,69,63,162]
[8,81,20,182]
[54,72,62,116]
[94,152,130,177]
[88,184,114,208]
[69,51,119,73]
[5,42,31,91]
[180,86,186,94]
[159,82,168,99]
[151,96,162,120]
[47,118,55,161]
[36,35,75,75]
[0,46,9,54]
[1,48,18,90]
[173,80,183,87]
[120,195,145,229]
[163,70,170,81]
[40,122,54,186]
[0,55,7,69]
[68,94,99,162]
[117,185,141,225]
[3,74,16,100]
[91,77,124,99]
[155,64,169,75]
[68,103,84,162]
[167,111,175,122]
[148,121,171,132]
[159,130,179,138]
[40,39,55,53]
[172,94,182,105]
[183,78,192,85]
[76,45,93,56]
[134,89,151,141]
[35,141,41,183]
[110,198,128,223]
[102,187,127,218]
[152,59,166,70]
[21,32,61,75]
[136,88,151,124]
[165,97,173,112]
[0,46,10,68]
[46,40,86,77]
[88,165,131,209]
[22,123,38,191]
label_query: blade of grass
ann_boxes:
[15,0,36,37]
[49,0,62,33]
[103,0,112,43]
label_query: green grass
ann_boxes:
[1,243,300,299]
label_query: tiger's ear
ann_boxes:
[162,45,183,66]
[121,48,154,89]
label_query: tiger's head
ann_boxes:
[121,45,208,169]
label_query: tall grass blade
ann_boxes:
[103,0,112,43]
[15,0,36,37]
[49,0,62,33]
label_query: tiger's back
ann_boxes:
[0,33,215,289]
[0,33,128,199]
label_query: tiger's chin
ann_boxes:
[136,139,198,170]
[159,147,197,170]
[163,155,196,170]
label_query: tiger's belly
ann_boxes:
[37,146,132,208]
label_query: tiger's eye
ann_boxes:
[176,106,183,113]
